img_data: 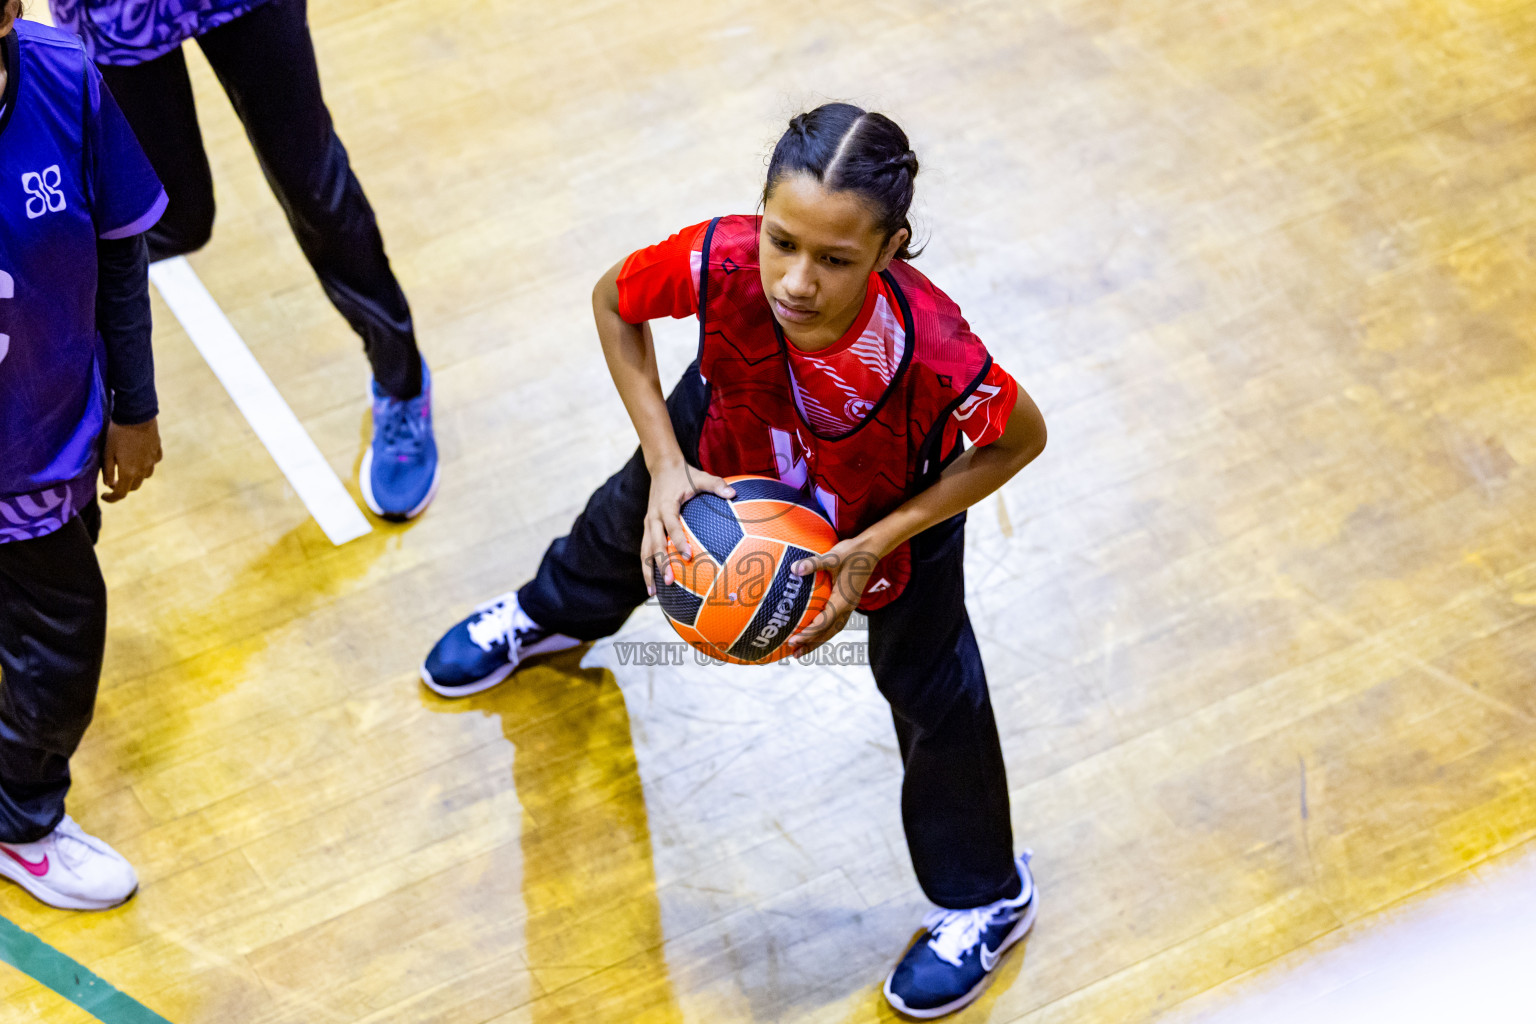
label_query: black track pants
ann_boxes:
[519,366,1020,908]
[98,0,422,400]
[0,511,106,844]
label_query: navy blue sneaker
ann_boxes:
[362,359,439,520]
[421,591,581,697]
[884,852,1037,1018]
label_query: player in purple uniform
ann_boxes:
[0,1,166,910]
[49,0,439,520]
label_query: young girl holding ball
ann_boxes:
[425,103,1048,1017]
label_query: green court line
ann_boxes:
[0,914,172,1024]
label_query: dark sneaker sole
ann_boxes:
[882,897,1038,1019]
[419,634,583,699]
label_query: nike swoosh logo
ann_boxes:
[1,847,49,877]
[980,942,1004,972]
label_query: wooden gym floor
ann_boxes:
[5,0,1536,1020]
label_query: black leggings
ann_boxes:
[98,0,422,400]
[519,367,1021,909]
[0,507,105,844]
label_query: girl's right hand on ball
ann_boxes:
[643,459,736,594]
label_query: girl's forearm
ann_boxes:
[97,234,158,426]
[862,392,1047,558]
[593,269,685,472]
[860,444,1027,556]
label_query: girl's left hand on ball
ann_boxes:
[787,536,882,656]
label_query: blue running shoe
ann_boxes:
[884,852,1036,1018]
[421,591,581,697]
[362,359,439,520]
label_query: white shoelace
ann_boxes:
[46,816,105,870]
[924,856,1034,967]
[467,595,519,653]
[924,906,1005,967]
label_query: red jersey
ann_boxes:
[619,221,1017,445]
[617,217,1018,610]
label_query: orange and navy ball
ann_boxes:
[657,475,837,664]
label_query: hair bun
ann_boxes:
[763,103,925,260]
[888,150,919,176]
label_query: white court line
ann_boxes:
[149,256,373,546]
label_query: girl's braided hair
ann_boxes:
[763,102,923,260]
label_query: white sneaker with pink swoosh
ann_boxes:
[0,815,138,910]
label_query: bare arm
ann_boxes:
[592,261,681,476]
[592,261,734,593]
[863,385,1046,559]
[789,385,1047,652]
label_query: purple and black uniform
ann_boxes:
[50,0,270,64]
[50,0,425,403]
[0,19,162,843]
[49,0,440,519]
[0,21,163,541]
